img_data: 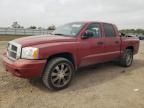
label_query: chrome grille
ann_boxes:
[7,41,22,60]
[8,50,17,59]
[11,45,17,52]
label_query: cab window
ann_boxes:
[86,23,101,38]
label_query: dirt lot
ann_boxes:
[0,41,144,108]
[0,36,25,41]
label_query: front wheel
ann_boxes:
[120,49,133,67]
[42,57,74,90]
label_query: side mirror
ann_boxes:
[120,33,126,37]
[82,30,94,39]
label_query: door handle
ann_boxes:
[97,42,104,45]
[115,41,119,44]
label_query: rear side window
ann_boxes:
[103,24,116,37]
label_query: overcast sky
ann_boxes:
[0,0,144,29]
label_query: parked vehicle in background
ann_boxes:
[138,35,144,40]
[2,21,140,90]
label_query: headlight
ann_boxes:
[21,47,39,59]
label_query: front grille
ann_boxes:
[7,41,21,60]
[11,45,17,52]
[8,51,17,58]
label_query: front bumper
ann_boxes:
[2,54,47,78]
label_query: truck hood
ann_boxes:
[14,35,77,47]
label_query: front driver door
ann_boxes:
[79,23,105,67]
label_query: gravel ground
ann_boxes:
[0,41,144,108]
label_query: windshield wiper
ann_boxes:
[53,33,65,36]
[53,33,74,37]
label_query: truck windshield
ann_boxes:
[52,22,85,36]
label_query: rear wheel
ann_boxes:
[120,49,133,67]
[42,57,74,90]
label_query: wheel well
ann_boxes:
[47,53,75,68]
[126,46,134,52]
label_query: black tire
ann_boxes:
[120,49,133,67]
[42,57,74,90]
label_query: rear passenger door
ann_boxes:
[103,23,121,61]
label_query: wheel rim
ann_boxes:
[126,52,133,66]
[51,63,72,88]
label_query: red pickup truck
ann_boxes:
[2,21,139,90]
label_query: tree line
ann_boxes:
[120,29,144,35]
[11,21,56,30]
